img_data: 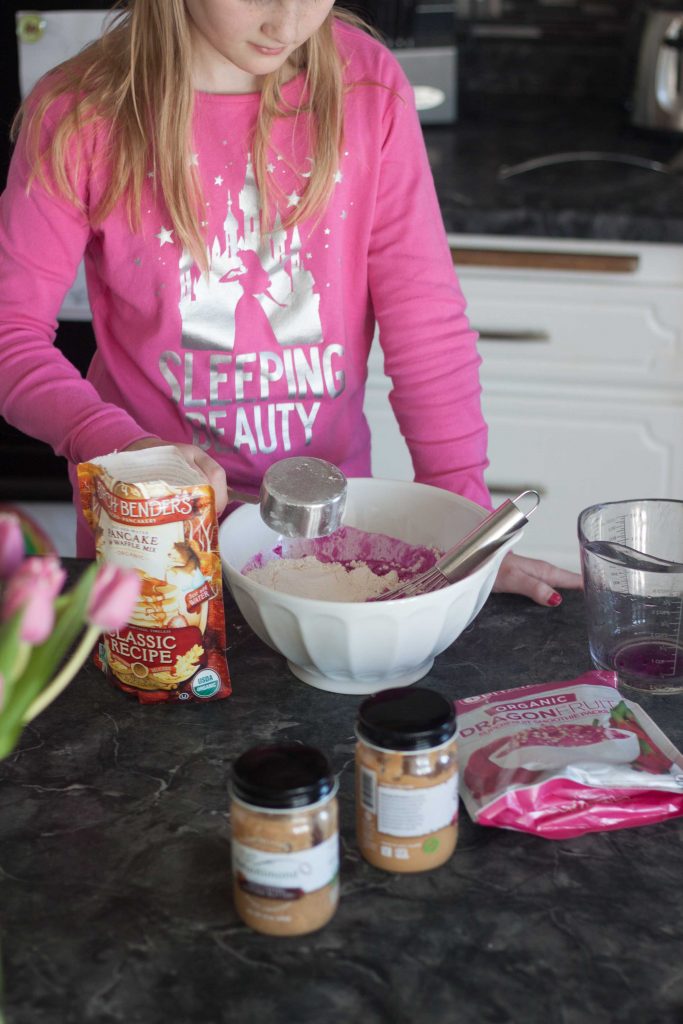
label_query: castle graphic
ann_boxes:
[179,155,323,352]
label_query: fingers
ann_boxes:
[503,554,583,591]
[492,553,583,607]
[124,440,229,516]
[183,447,229,515]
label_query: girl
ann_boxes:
[0,0,579,605]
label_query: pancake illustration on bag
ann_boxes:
[78,447,231,703]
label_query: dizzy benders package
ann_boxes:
[78,447,231,704]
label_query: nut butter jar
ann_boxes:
[230,743,339,936]
[355,687,458,873]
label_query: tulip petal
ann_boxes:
[0,513,25,580]
[88,564,140,632]
[1,556,66,645]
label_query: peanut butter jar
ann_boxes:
[355,687,458,873]
[230,744,339,936]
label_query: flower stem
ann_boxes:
[22,625,100,724]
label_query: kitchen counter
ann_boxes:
[1,564,683,1024]
[427,97,683,243]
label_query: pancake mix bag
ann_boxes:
[78,447,231,703]
[456,670,683,838]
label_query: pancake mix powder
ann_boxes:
[78,447,231,703]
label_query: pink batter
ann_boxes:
[241,526,441,602]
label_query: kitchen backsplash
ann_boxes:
[453,0,640,104]
[347,1,643,105]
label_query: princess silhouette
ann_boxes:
[220,249,287,352]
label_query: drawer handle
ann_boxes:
[475,328,550,342]
[489,485,547,499]
[451,248,639,273]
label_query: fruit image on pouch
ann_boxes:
[355,687,459,873]
[489,724,640,771]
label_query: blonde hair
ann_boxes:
[14,1,367,271]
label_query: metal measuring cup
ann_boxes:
[228,457,347,538]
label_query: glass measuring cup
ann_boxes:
[578,499,683,694]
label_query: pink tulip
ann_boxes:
[1,555,66,644]
[87,563,140,632]
[0,513,25,580]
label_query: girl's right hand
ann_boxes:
[122,437,229,515]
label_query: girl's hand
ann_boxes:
[123,437,229,515]
[493,552,582,607]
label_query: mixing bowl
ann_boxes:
[218,478,520,694]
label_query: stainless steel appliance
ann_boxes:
[632,3,683,133]
[393,46,458,125]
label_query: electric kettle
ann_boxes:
[632,2,683,132]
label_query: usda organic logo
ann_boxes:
[191,669,221,698]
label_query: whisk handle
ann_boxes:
[437,490,540,583]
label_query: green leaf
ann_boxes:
[0,565,98,758]
[0,610,26,685]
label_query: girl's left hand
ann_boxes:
[493,552,582,607]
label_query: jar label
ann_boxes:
[362,769,459,837]
[232,834,339,900]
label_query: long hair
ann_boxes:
[13,1,366,271]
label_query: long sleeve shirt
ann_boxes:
[0,21,489,555]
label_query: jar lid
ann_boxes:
[230,743,336,809]
[356,687,456,751]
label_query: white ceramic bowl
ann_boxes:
[219,478,520,695]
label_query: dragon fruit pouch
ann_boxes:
[456,670,683,839]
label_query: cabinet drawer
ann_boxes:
[462,277,683,387]
[483,392,683,570]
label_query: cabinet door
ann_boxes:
[483,390,683,570]
[364,339,414,481]
[462,277,683,389]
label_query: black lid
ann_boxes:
[230,743,336,809]
[356,687,456,751]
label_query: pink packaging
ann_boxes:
[456,670,683,839]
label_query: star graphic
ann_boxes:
[306,252,312,259]
[333,170,343,184]
[286,191,301,208]
[266,163,275,173]
[214,175,224,186]
[340,210,347,219]
[155,226,174,246]
[324,228,331,235]
[147,170,155,179]
[189,152,199,166]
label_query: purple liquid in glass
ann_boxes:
[613,639,683,694]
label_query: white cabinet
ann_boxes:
[364,235,683,570]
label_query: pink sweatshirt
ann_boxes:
[0,22,489,555]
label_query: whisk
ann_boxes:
[374,490,540,601]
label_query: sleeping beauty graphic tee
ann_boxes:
[0,23,489,555]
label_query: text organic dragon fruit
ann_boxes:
[456,670,683,839]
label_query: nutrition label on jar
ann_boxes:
[362,768,458,837]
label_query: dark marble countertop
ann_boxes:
[427,97,683,243]
[2,563,683,1024]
